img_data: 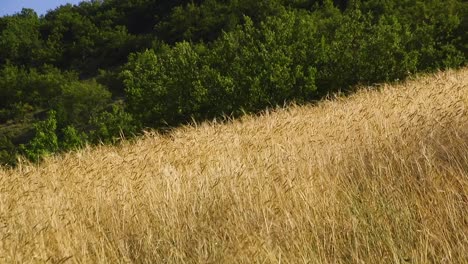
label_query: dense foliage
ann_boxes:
[0,0,466,166]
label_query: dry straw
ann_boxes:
[1,68,467,263]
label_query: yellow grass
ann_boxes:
[1,68,467,263]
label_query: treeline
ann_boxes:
[0,0,466,166]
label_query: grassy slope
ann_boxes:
[0,68,467,263]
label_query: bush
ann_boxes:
[0,136,17,166]
[20,110,59,162]
[123,12,319,126]
[61,125,87,151]
[122,43,209,127]
[89,103,138,144]
[206,13,318,112]
[53,80,112,126]
[314,8,418,91]
[0,64,77,110]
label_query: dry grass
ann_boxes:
[1,68,467,264]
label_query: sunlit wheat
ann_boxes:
[0,68,467,263]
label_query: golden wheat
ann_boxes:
[0,68,467,263]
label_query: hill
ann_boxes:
[1,0,466,165]
[0,68,467,263]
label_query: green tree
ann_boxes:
[122,42,209,127]
[157,0,285,43]
[207,13,318,112]
[123,11,319,125]
[40,4,100,73]
[20,110,59,162]
[0,64,77,117]
[0,8,42,66]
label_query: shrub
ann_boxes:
[206,13,318,112]
[122,43,209,127]
[61,125,87,151]
[0,136,17,166]
[89,103,138,144]
[20,110,58,162]
[53,80,112,126]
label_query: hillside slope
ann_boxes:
[1,68,467,263]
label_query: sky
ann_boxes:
[0,0,86,17]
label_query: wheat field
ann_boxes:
[1,68,467,263]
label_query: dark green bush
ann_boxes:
[52,80,112,126]
[0,136,17,167]
[0,64,77,110]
